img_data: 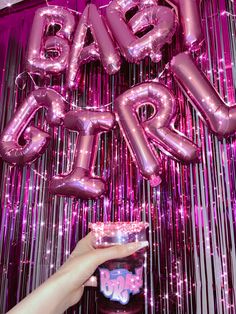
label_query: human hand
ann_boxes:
[7,232,148,314]
[54,232,149,309]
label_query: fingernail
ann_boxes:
[84,276,97,287]
[138,241,149,249]
[127,241,149,252]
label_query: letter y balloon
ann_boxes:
[106,0,177,63]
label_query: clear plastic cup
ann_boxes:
[89,221,149,314]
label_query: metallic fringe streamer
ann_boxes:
[0,0,235,313]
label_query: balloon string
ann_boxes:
[65,61,170,109]
[221,11,236,18]
[202,11,236,20]
[69,100,113,111]
[45,0,81,14]
[30,166,47,181]
[15,71,38,90]
[98,1,112,9]
[14,72,113,110]
[152,62,170,83]
[45,0,111,13]
[14,66,169,108]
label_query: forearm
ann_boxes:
[7,273,71,314]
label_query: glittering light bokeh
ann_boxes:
[0,0,236,313]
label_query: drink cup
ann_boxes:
[89,221,149,314]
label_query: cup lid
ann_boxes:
[89,221,149,237]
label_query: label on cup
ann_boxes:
[99,267,143,305]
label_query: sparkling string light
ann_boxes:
[0,0,235,314]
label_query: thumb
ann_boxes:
[93,241,149,266]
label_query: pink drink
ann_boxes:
[89,222,149,314]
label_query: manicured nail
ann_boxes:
[138,241,149,249]
[127,241,149,252]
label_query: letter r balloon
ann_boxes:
[49,110,115,199]
[115,82,198,186]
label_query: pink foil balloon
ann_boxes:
[26,6,75,76]
[0,88,66,165]
[67,4,121,90]
[49,110,115,199]
[167,0,203,49]
[115,82,198,185]
[171,52,236,137]
[106,0,177,63]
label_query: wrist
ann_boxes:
[51,267,83,309]
[7,273,72,314]
[46,271,74,311]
